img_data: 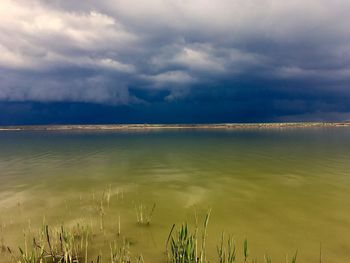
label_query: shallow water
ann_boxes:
[1,128,350,262]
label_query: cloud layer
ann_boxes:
[0,0,350,122]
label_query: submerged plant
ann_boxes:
[99,199,105,231]
[110,239,131,263]
[110,238,144,263]
[15,224,91,263]
[168,210,211,263]
[135,203,156,225]
[217,232,236,263]
[18,247,42,263]
[289,251,298,263]
[18,232,44,263]
[170,223,197,263]
[264,254,272,263]
[199,210,211,263]
[1,237,7,254]
[243,239,248,263]
[106,184,112,208]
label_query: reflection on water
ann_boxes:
[1,128,350,262]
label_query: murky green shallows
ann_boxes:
[0,128,350,262]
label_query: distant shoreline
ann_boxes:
[0,122,350,131]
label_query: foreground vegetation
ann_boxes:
[1,219,298,263]
[0,187,302,263]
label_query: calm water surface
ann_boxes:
[0,128,350,262]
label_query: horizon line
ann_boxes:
[1,122,350,131]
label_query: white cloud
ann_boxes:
[0,0,137,70]
[143,71,196,87]
[173,46,225,72]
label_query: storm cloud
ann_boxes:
[0,0,350,123]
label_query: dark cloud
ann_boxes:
[0,0,350,123]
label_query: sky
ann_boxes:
[0,0,350,124]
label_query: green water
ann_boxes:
[1,128,350,262]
